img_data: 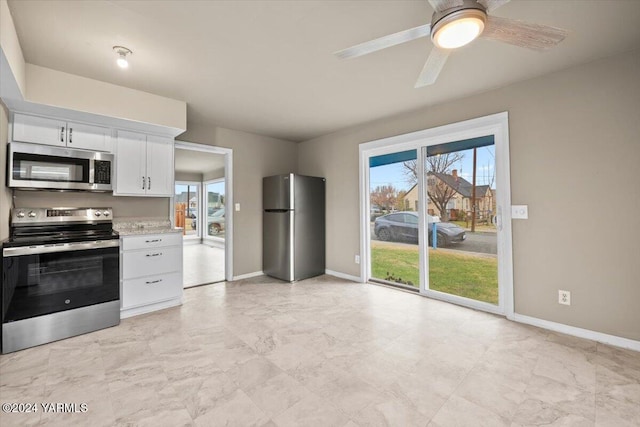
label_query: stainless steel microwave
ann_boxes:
[8,142,113,191]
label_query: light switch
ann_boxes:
[235,203,240,212]
[511,205,528,219]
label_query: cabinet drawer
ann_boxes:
[122,233,182,251]
[122,246,182,279]
[122,272,182,309]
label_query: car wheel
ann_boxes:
[377,228,391,241]
[436,233,448,247]
[209,223,221,235]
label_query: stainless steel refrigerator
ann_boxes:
[263,174,325,282]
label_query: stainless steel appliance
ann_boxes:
[1,207,120,353]
[263,174,325,281]
[8,142,113,191]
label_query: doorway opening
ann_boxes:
[174,141,233,287]
[360,113,513,316]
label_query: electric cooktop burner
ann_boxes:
[4,207,119,248]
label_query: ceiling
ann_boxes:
[7,1,640,142]
[174,148,224,175]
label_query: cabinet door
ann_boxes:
[115,131,147,195]
[145,135,174,196]
[12,113,66,147]
[67,122,111,152]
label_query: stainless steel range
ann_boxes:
[1,207,120,353]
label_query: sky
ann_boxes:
[370,145,495,192]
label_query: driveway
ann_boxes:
[370,223,497,255]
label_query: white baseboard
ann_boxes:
[325,269,362,283]
[512,313,640,352]
[233,271,263,281]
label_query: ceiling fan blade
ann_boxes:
[428,0,464,13]
[481,16,569,51]
[476,0,511,12]
[415,46,450,88]
[334,23,431,59]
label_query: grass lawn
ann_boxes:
[371,242,498,304]
[451,220,497,233]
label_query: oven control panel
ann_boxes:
[11,208,114,224]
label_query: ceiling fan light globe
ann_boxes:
[116,56,129,68]
[433,17,485,49]
[431,7,487,50]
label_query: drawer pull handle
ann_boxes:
[145,279,163,284]
[145,252,162,257]
[145,239,162,243]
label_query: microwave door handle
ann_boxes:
[61,126,65,143]
[89,159,95,185]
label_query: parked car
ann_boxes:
[373,211,466,246]
[187,208,197,218]
[207,208,225,235]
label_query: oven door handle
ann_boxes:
[3,240,120,257]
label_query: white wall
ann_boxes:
[25,64,186,131]
[0,104,12,240]
[180,125,298,276]
[0,0,26,98]
[298,49,640,341]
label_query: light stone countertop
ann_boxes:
[113,217,183,236]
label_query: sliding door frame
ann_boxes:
[359,112,514,317]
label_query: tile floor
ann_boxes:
[1,275,639,426]
[183,243,225,287]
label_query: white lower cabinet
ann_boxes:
[120,233,183,318]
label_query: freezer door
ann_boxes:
[263,211,293,281]
[294,176,326,280]
[263,174,293,210]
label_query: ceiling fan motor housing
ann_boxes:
[431,0,488,45]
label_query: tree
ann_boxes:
[370,185,398,212]
[403,153,464,221]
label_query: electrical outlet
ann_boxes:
[558,290,571,305]
[354,255,360,264]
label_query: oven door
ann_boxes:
[2,241,119,323]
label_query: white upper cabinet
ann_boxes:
[12,113,111,152]
[66,121,111,152]
[12,114,67,147]
[145,135,174,196]
[115,130,173,197]
[115,131,147,195]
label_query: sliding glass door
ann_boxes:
[175,182,200,239]
[204,179,225,240]
[362,114,512,315]
[423,140,498,306]
[368,149,421,289]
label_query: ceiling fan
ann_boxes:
[334,0,569,88]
